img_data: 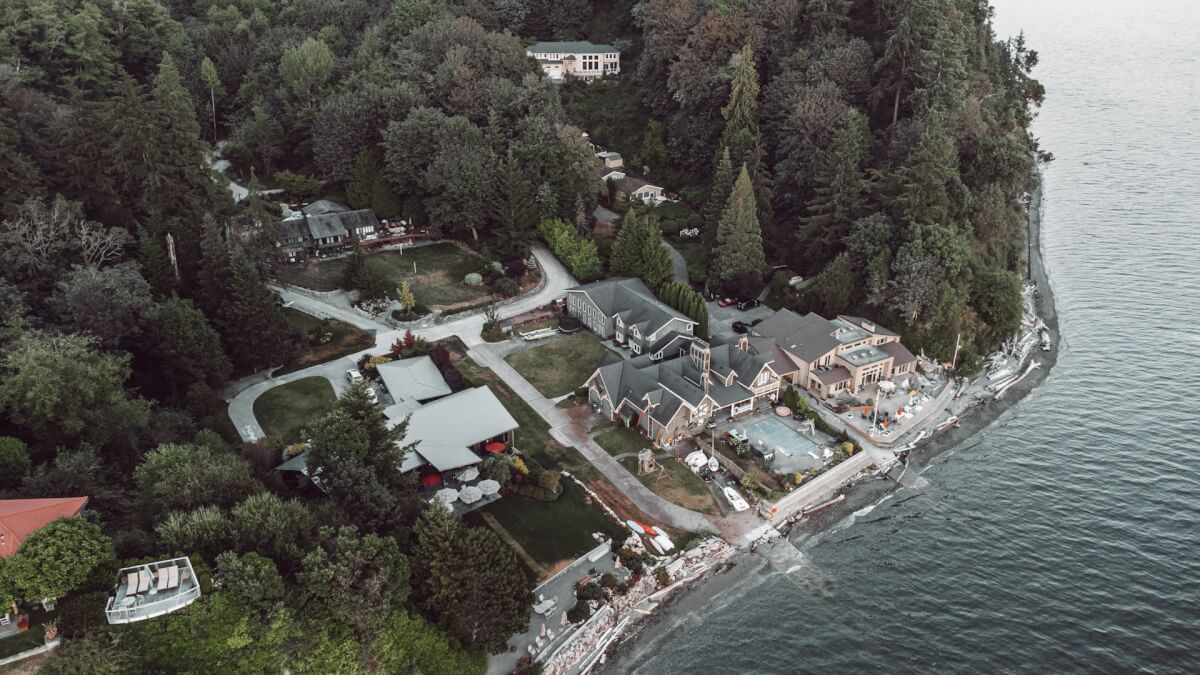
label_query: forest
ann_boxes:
[0,0,1042,671]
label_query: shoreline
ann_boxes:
[596,170,1057,673]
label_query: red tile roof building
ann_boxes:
[0,497,88,558]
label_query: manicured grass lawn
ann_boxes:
[253,377,337,442]
[619,455,719,515]
[593,423,651,458]
[475,482,625,569]
[273,243,492,307]
[278,308,375,375]
[504,335,610,398]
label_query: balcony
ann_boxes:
[105,557,201,625]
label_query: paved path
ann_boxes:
[467,343,715,533]
[227,244,573,439]
[662,240,689,285]
[273,285,389,332]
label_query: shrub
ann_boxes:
[538,470,562,495]
[600,573,619,589]
[494,277,520,298]
[430,345,451,367]
[575,581,603,602]
[566,601,591,624]
[274,170,323,199]
[654,567,670,587]
[463,272,483,287]
[0,436,31,489]
[364,354,393,371]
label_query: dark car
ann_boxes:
[737,298,761,310]
[732,321,750,334]
[718,297,738,307]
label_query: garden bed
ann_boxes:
[278,309,375,375]
[272,243,495,307]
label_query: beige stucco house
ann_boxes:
[527,41,620,81]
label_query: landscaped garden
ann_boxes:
[474,481,625,572]
[252,377,337,442]
[272,243,496,308]
[278,308,375,375]
[618,455,719,515]
[504,334,611,398]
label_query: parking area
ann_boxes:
[707,299,775,341]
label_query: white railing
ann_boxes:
[105,584,201,625]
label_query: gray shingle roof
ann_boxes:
[813,366,851,385]
[569,278,694,338]
[752,309,841,363]
[376,357,451,404]
[275,209,379,245]
[878,340,916,366]
[390,387,518,473]
[527,41,619,55]
[837,315,898,337]
[301,199,350,216]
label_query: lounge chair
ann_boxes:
[125,572,139,597]
[156,568,170,592]
[166,566,180,590]
[137,568,152,594]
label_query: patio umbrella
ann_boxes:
[459,485,483,504]
[477,479,501,496]
[457,467,480,482]
[419,473,443,488]
[435,488,459,506]
[484,441,507,453]
[561,610,569,626]
[539,623,546,638]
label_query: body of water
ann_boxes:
[615,1,1200,671]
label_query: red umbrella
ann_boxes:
[484,441,507,453]
[420,473,443,488]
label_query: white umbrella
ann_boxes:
[560,610,568,626]
[539,623,546,638]
[459,485,483,504]
[435,487,459,506]
[457,467,480,482]
[477,479,501,495]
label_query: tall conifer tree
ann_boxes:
[715,166,767,295]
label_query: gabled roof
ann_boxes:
[376,357,451,404]
[0,497,88,558]
[813,366,851,385]
[615,175,662,194]
[527,41,618,55]
[568,278,693,338]
[301,199,350,216]
[752,309,841,363]
[397,387,519,473]
[276,209,379,244]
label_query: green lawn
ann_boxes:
[474,482,625,569]
[619,455,719,515]
[273,243,493,307]
[504,335,610,398]
[593,423,651,458]
[278,308,374,375]
[253,377,337,442]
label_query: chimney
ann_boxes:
[690,339,710,372]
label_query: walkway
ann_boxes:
[273,285,389,332]
[467,343,715,533]
[662,240,688,285]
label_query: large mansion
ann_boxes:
[527,41,620,81]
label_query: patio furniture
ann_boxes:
[156,568,170,592]
[125,573,138,597]
[477,479,501,496]
[120,596,135,608]
[435,488,460,507]
[166,565,180,591]
[137,568,152,594]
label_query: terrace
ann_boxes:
[105,557,200,625]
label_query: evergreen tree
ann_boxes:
[633,120,670,176]
[151,297,232,396]
[702,147,734,249]
[610,210,672,290]
[801,109,870,263]
[719,45,761,168]
[491,155,537,253]
[137,225,176,297]
[714,166,767,296]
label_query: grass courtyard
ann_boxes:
[619,454,719,515]
[473,481,625,572]
[272,243,493,307]
[504,334,611,398]
[279,308,374,375]
[253,377,337,442]
[593,423,651,458]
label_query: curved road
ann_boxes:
[226,243,718,532]
[662,240,689,285]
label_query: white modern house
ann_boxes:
[527,41,620,81]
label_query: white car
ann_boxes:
[347,369,364,384]
[365,387,379,404]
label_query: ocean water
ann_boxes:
[615,1,1200,672]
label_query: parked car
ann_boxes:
[728,428,749,444]
[737,298,760,310]
[704,287,719,301]
[732,321,750,334]
[365,387,379,404]
[718,297,738,307]
[346,369,364,384]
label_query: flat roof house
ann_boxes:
[583,338,781,446]
[527,41,620,81]
[748,310,917,398]
[566,278,696,357]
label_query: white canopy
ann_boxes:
[434,488,459,506]
[878,381,897,393]
[459,486,483,504]
[477,479,501,495]
[457,467,480,482]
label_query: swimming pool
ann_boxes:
[744,418,823,472]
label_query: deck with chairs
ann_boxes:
[105,557,201,625]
